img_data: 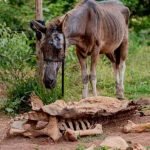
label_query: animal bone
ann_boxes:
[64,124,103,141]
[9,119,28,135]
[122,120,150,133]
[23,117,62,141]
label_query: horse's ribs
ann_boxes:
[8,96,138,141]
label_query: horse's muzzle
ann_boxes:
[43,79,56,89]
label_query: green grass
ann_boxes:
[62,30,150,101]
[75,144,109,150]
[1,29,150,114]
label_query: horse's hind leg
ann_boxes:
[113,60,126,99]
[107,40,128,99]
[114,40,128,99]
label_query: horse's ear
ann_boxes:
[30,20,47,34]
[55,17,65,32]
[54,21,62,32]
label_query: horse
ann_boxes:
[30,0,130,99]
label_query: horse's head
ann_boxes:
[30,20,65,89]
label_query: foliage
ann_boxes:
[0,0,149,32]
[0,0,34,31]
[0,23,34,84]
[130,16,150,32]
[5,77,62,115]
[122,0,150,17]
[0,23,62,114]
[43,0,78,21]
[0,0,150,115]
[76,144,86,150]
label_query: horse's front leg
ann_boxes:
[90,52,99,96]
[76,51,88,98]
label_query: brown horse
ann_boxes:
[31,0,130,99]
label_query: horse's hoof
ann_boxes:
[117,95,125,100]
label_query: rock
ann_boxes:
[100,136,129,150]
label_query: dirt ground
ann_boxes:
[0,112,149,150]
[0,84,149,150]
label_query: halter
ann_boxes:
[44,33,66,97]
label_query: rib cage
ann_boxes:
[13,112,95,133]
[58,119,93,132]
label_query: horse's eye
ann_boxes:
[55,36,60,41]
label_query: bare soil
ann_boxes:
[0,86,149,150]
[0,112,149,150]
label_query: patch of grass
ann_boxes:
[1,28,150,114]
[76,144,86,150]
[146,146,150,150]
[95,147,109,150]
[62,30,150,101]
[4,77,62,114]
[76,144,109,150]
[79,134,106,143]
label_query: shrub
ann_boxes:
[5,77,62,115]
[0,23,34,84]
[0,23,63,114]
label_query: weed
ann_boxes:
[76,144,86,150]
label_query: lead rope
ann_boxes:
[62,59,65,97]
[62,33,66,97]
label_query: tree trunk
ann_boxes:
[35,0,43,83]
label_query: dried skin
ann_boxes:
[29,92,44,111]
[42,96,137,119]
[8,96,138,141]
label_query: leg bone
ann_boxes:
[122,120,150,133]
[64,124,103,141]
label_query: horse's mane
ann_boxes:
[46,0,99,29]
[46,17,62,31]
[46,0,123,27]
[46,0,123,46]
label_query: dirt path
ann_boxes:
[0,112,149,150]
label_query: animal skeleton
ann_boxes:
[9,96,137,141]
